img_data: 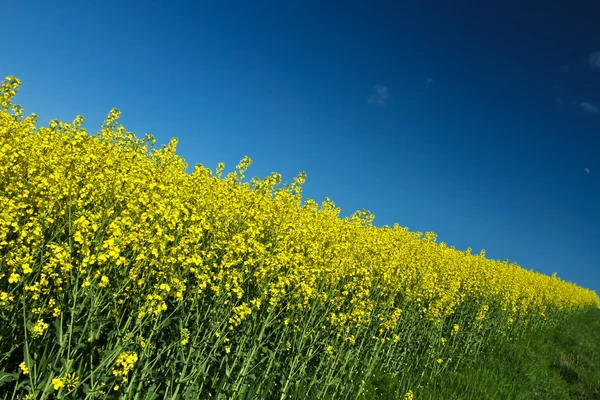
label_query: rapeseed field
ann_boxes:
[1,76,598,399]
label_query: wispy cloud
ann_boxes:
[589,50,600,69]
[554,96,564,107]
[424,78,434,89]
[585,167,590,174]
[368,85,389,107]
[580,102,600,114]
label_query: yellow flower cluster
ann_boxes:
[51,373,79,391]
[451,324,460,336]
[180,327,190,345]
[2,75,598,324]
[111,351,138,382]
[19,362,29,375]
[402,390,414,400]
[30,320,49,337]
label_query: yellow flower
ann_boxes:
[158,283,170,292]
[402,390,414,400]
[30,319,49,337]
[63,372,79,389]
[22,263,33,274]
[19,362,29,375]
[99,275,109,288]
[111,351,138,378]
[451,324,460,336]
[52,377,65,390]
[180,328,190,345]
[8,273,20,284]
[52,373,78,391]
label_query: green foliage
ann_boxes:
[368,307,600,399]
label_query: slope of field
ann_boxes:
[1,76,598,399]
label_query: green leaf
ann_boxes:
[0,371,19,386]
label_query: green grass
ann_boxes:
[361,307,600,400]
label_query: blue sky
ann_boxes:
[2,1,599,294]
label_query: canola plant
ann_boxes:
[1,76,598,399]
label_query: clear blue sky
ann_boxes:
[3,1,599,294]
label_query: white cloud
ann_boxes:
[580,102,600,114]
[585,167,590,174]
[590,50,600,69]
[424,78,434,89]
[368,85,389,107]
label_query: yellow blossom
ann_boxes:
[19,362,29,375]
[99,275,109,288]
[451,324,460,336]
[22,263,33,274]
[52,377,65,391]
[30,319,49,337]
[111,351,138,378]
[180,328,190,345]
[402,390,414,400]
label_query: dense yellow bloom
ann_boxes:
[1,76,599,398]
